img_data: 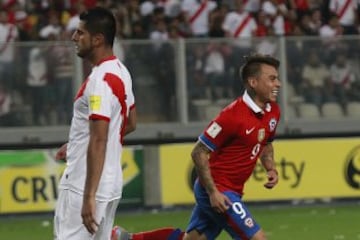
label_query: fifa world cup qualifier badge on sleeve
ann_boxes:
[90,95,101,111]
[206,122,222,138]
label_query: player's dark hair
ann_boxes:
[240,54,280,85]
[79,7,116,47]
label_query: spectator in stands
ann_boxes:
[329,0,358,35]
[65,1,87,34]
[286,24,309,93]
[261,0,287,36]
[150,18,177,120]
[292,0,311,18]
[319,13,343,45]
[147,6,167,34]
[187,44,207,99]
[125,0,143,34]
[222,0,257,95]
[329,50,355,114]
[208,3,228,38]
[26,46,50,125]
[39,10,62,40]
[181,0,218,37]
[149,17,169,49]
[255,10,278,56]
[169,12,192,38]
[48,29,73,124]
[0,83,13,126]
[0,9,18,89]
[222,0,257,42]
[255,9,270,37]
[160,0,182,18]
[301,50,332,113]
[204,42,226,100]
[298,13,318,35]
[308,8,323,34]
[319,13,345,64]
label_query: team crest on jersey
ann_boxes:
[269,118,277,132]
[244,217,254,228]
[258,128,265,142]
[206,122,222,138]
[90,95,101,111]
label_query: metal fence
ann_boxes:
[1,36,360,144]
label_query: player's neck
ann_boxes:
[89,47,114,65]
[247,90,266,110]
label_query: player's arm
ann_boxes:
[191,140,214,193]
[55,143,67,162]
[191,140,232,212]
[82,119,109,234]
[259,142,279,189]
[124,106,136,136]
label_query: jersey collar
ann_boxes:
[95,55,117,66]
[242,90,271,114]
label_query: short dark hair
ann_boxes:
[79,7,116,47]
[240,54,280,85]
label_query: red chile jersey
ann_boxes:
[199,91,280,195]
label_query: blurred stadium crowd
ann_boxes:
[1,0,359,41]
[1,0,360,40]
[1,0,360,126]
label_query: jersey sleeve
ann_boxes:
[125,74,135,111]
[267,104,281,143]
[199,107,237,151]
[87,74,113,121]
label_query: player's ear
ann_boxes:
[92,33,103,47]
[248,77,257,88]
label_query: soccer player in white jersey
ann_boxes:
[54,7,136,240]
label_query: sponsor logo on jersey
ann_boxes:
[206,122,222,138]
[258,128,265,142]
[244,217,254,228]
[246,127,255,135]
[269,118,277,132]
[90,95,101,111]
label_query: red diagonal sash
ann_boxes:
[189,0,208,24]
[337,0,352,19]
[234,14,252,38]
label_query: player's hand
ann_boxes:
[55,143,67,162]
[264,169,279,189]
[81,196,99,235]
[209,190,232,213]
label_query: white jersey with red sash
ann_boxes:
[59,56,135,201]
[222,11,257,47]
[330,0,357,26]
[181,0,217,36]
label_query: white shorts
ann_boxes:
[54,189,120,240]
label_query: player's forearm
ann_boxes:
[84,135,107,197]
[191,142,216,194]
[260,143,276,171]
[124,108,137,135]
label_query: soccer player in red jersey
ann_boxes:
[183,54,281,240]
[112,54,281,240]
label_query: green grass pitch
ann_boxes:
[0,203,359,239]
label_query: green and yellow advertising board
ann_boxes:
[159,138,360,204]
[0,147,143,214]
